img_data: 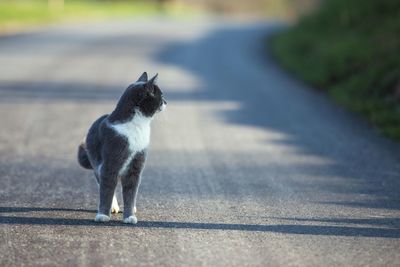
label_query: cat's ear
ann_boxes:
[148,73,158,86]
[137,72,148,83]
[145,74,158,95]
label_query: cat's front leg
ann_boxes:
[121,152,146,224]
[95,173,118,223]
[121,175,140,224]
[95,170,120,214]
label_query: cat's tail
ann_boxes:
[77,142,92,170]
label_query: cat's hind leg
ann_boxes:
[111,195,120,213]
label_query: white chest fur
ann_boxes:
[109,111,151,175]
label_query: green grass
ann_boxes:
[0,0,193,31]
[271,0,400,140]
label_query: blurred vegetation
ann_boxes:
[272,0,400,140]
[0,0,193,31]
[0,0,317,31]
[189,0,317,18]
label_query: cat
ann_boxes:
[77,72,166,224]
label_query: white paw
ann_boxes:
[123,215,137,224]
[95,214,110,222]
[111,196,120,213]
[133,206,137,213]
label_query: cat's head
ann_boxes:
[126,72,167,118]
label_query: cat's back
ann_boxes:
[87,114,108,138]
[86,114,108,162]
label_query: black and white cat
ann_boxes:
[77,72,166,224]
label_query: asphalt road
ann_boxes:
[0,18,399,266]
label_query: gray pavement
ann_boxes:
[0,18,399,266]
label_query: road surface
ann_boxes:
[0,18,399,266]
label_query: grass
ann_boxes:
[0,0,194,32]
[271,0,400,140]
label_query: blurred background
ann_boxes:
[0,0,398,139]
[0,0,317,28]
[1,1,400,266]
